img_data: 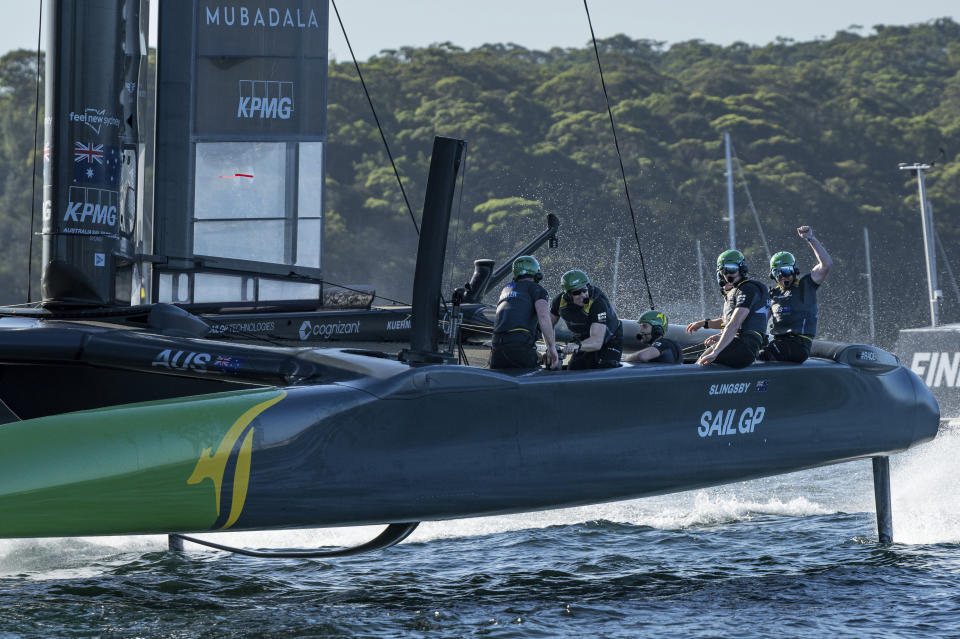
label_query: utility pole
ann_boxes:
[863,227,876,344]
[724,132,735,250]
[696,239,706,320]
[612,236,621,308]
[898,162,940,327]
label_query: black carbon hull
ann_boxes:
[0,339,939,537]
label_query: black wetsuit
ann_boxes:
[489,278,549,369]
[759,273,819,363]
[713,278,769,369]
[550,285,622,369]
[646,337,681,363]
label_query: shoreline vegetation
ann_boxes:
[1,18,957,344]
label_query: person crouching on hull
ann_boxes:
[550,269,622,369]
[489,256,560,370]
[758,225,832,363]
[625,310,681,364]
[688,250,769,368]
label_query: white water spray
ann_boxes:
[890,423,960,544]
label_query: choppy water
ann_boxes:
[2,428,960,638]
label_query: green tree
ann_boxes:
[0,49,43,305]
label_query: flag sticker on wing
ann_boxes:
[73,141,120,186]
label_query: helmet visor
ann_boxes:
[719,262,740,275]
[771,265,797,279]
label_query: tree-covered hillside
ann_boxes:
[1,19,958,345]
[322,19,960,345]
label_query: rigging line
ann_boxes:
[0,301,44,309]
[583,0,655,311]
[438,148,470,317]
[729,142,771,261]
[446,144,468,297]
[458,322,494,334]
[934,228,960,306]
[330,0,419,236]
[26,0,43,304]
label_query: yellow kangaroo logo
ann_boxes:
[188,391,286,529]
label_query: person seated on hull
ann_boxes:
[686,250,769,369]
[489,256,560,370]
[758,226,833,364]
[550,269,622,369]
[625,310,681,364]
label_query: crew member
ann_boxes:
[550,269,622,369]
[625,310,681,364]
[758,225,832,363]
[686,250,769,368]
[489,256,559,370]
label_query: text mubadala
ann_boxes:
[204,6,321,28]
[698,406,765,437]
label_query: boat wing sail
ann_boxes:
[41,0,148,307]
[153,1,329,310]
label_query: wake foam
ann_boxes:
[0,489,834,574]
[2,464,864,573]
[890,425,960,544]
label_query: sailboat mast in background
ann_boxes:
[724,131,735,250]
[899,162,940,328]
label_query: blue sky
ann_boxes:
[2,1,958,60]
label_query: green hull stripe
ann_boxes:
[0,388,285,538]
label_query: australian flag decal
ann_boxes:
[73,141,120,186]
[213,355,244,374]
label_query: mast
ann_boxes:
[41,0,145,307]
[406,137,466,363]
[898,162,939,327]
[724,132,735,250]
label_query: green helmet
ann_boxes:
[561,269,590,293]
[769,251,797,280]
[716,248,748,282]
[512,255,542,281]
[639,310,668,329]
[639,309,668,339]
[717,249,746,271]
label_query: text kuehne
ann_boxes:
[698,406,765,437]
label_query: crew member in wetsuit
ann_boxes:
[686,250,769,369]
[489,256,560,370]
[625,310,681,364]
[758,225,832,363]
[550,269,622,369]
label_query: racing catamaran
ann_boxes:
[0,1,939,554]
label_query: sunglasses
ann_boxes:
[569,288,588,296]
[772,266,797,279]
[719,263,740,275]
